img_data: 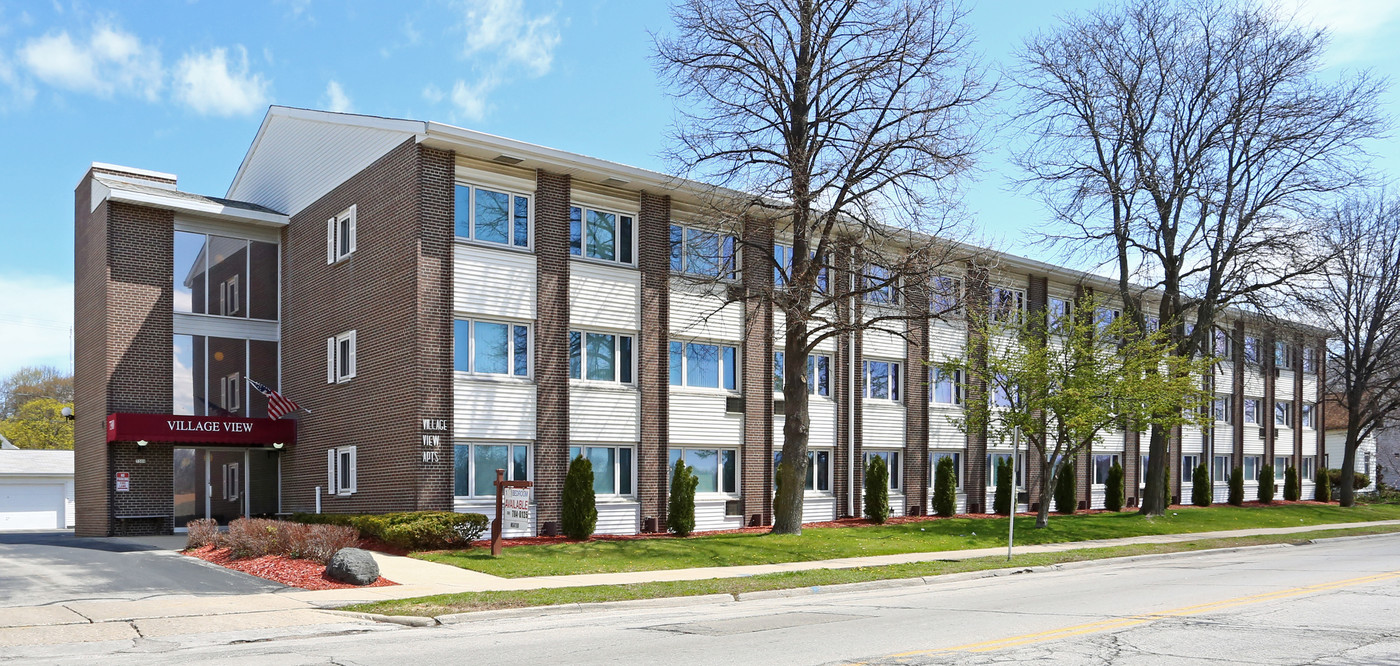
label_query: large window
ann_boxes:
[1302,403,1316,428]
[1094,307,1120,334]
[569,445,634,496]
[1274,457,1289,481]
[1244,455,1262,482]
[1301,456,1316,481]
[1275,400,1293,427]
[1183,455,1200,483]
[864,450,902,490]
[1048,297,1072,332]
[570,205,634,265]
[1302,347,1317,374]
[1213,395,1233,424]
[930,451,961,488]
[1213,328,1232,357]
[174,335,278,418]
[671,224,737,278]
[1244,336,1261,364]
[1093,454,1121,486]
[455,319,530,377]
[1213,455,1230,484]
[773,352,831,396]
[863,360,902,401]
[669,341,737,390]
[1275,341,1293,368]
[1243,398,1261,425]
[669,447,738,494]
[175,230,278,320]
[864,264,897,304]
[990,287,1024,324]
[455,184,530,248]
[571,331,634,383]
[454,443,530,497]
[931,276,962,315]
[773,243,829,291]
[930,367,963,405]
[773,449,831,492]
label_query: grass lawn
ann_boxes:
[351,524,1400,617]
[415,503,1400,578]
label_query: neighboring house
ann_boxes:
[1377,426,1399,490]
[1322,396,1379,493]
[0,448,75,531]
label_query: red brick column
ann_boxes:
[740,217,775,525]
[533,169,572,532]
[834,244,856,518]
[1262,328,1277,465]
[963,263,990,513]
[1233,320,1246,475]
[415,145,456,510]
[1294,333,1305,472]
[638,192,671,530]
[903,277,930,514]
[1025,275,1048,506]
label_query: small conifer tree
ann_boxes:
[933,455,958,517]
[668,458,697,536]
[1228,466,1244,506]
[1315,469,1332,503]
[562,454,598,540]
[865,456,890,523]
[993,457,1013,515]
[1284,464,1300,501]
[1105,462,1125,512]
[1055,460,1077,514]
[1192,463,1212,507]
[1258,464,1276,503]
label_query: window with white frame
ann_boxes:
[1274,456,1289,480]
[930,367,963,405]
[669,341,737,390]
[455,184,531,248]
[864,450,902,490]
[864,264,897,304]
[220,275,240,316]
[570,445,634,496]
[1049,297,1072,332]
[1213,328,1232,357]
[1275,341,1293,368]
[327,446,357,495]
[1183,455,1200,482]
[990,287,1025,324]
[987,452,1027,488]
[1093,454,1121,485]
[1146,316,1161,333]
[327,205,357,264]
[455,319,531,377]
[1244,455,1262,481]
[1213,395,1233,424]
[773,351,831,396]
[1140,454,1151,486]
[1301,403,1316,428]
[1213,455,1230,484]
[773,449,831,492]
[863,360,902,401]
[931,276,962,316]
[1301,456,1316,481]
[1094,307,1120,334]
[1302,347,1317,374]
[773,243,829,291]
[669,447,738,493]
[222,462,240,501]
[454,443,530,497]
[1244,336,1261,364]
[992,373,1014,408]
[570,205,634,265]
[930,451,962,488]
[327,330,357,383]
[1243,398,1261,425]
[220,372,241,413]
[571,331,634,384]
[671,224,737,278]
[1275,400,1293,427]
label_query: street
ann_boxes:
[11,534,1400,665]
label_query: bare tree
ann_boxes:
[655,0,990,533]
[1013,0,1384,516]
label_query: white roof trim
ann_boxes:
[93,180,289,227]
[91,162,177,184]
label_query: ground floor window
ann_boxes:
[1244,455,1262,482]
[328,446,357,496]
[1274,456,1289,480]
[1182,455,1200,482]
[1302,456,1316,481]
[930,451,961,488]
[455,443,530,497]
[569,445,634,496]
[1214,455,1230,484]
[1092,454,1121,486]
[987,452,1027,487]
[773,449,831,492]
[864,450,901,490]
[669,447,737,494]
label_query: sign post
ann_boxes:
[492,468,533,557]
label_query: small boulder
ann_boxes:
[325,547,380,585]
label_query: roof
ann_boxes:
[88,171,289,227]
[0,449,74,477]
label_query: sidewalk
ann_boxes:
[4,519,1397,652]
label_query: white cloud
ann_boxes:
[172,46,269,116]
[437,0,561,121]
[323,79,352,112]
[450,77,497,121]
[422,83,444,104]
[0,276,73,379]
[1285,0,1400,63]
[18,24,163,100]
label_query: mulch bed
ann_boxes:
[183,544,397,590]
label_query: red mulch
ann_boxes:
[183,545,397,590]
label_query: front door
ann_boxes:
[173,447,280,530]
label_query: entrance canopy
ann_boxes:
[106,413,295,446]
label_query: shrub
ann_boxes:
[864,456,890,523]
[1258,464,1276,503]
[185,518,220,550]
[289,511,487,550]
[993,457,1012,515]
[1316,470,1332,502]
[933,455,958,517]
[562,454,598,540]
[1054,461,1077,514]
[1284,465,1300,501]
[1228,466,1244,506]
[668,458,697,537]
[1105,462,1125,512]
[1325,468,1372,490]
[1192,463,1212,507]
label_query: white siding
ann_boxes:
[863,402,905,446]
[595,501,641,535]
[1276,370,1296,400]
[863,328,906,359]
[670,392,743,446]
[802,495,837,524]
[1243,371,1265,397]
[455,379,535,440]
[929,414,964,449]
[454,245,536,320]
[926,492,968,515]
[454,500,537,538]
[694,499,744,533]
[1303,376,1319,403]
[773,400,839,449]
[1243,428,1266,455]
[570,261,640,331]
[1090,487,1106,510]
[670,284,743,341]
[1213,368,1233,395]
[570,387,639,442]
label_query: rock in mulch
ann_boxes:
[326,547,381,586]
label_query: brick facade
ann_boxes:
[637,192,672,530]
[740,217,775,525]
[532,169,572,532]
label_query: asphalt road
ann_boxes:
[0,531,281,606]
[21,533,1400,664]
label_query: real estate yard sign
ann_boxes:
[503,486,531,532]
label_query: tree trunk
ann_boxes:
[1340,423,1360,507]
[772,314,811,534]
[1036,460,1054,528]
[1139,423,1168,516]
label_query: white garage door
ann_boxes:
[0,482,66,531]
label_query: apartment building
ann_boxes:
[72,107,1330,537]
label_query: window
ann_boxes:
[328,330,357,383]
[1183,455,1200,482]
[773,243,829,291]
[990,287,1025,323]
[174,335,277,418]
[571,331,634,384]
[930,367,963,405]
[1094,307,1120,334]
[863,360,902,401]
[672,224,737,278]
[1243,398,1261,425]
[930,451,961,488]
[864,264,897,304]
[1302,347,1317,374]
[327,446,357,496]
[454,443,530,497]
[1275,341,1293,368]
[1140,454,1150,486]
[1244,337,1261,364]
[1049,298,1072,332]
[454,319,530,377]
[454,184,531,248]
[864,450,902,490]
[932,276,962,316]
[571,205,633,265]
[1244,455,1262,482]
[1275,400,1293,427]
[1301,456,1316,481]
[773,352,831,396]
[992,373,1014,408]
[1213,395,1233,423]
[220,372,241,413]
[220,275,240,316]
[1302,403,1316,428]
[570,445,634,496]
[1146,316,1161,333]
[1274,457,1289,481]
[669,341,737,389]
[988,452,1027,488]
[222,462,240,501]
[327,205,357,263]
[175,230,278,320]
[669,447,738,493]
[774,449,831,492]
[1092,454,1121,485]
[1213,455,1230,484]
[1213,328,1232,357]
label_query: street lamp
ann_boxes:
[60,407,73,420]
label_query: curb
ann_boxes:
[320,610,440,627]
[435,593,735,625]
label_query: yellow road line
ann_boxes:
[875,569,1400,661]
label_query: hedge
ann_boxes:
[865,456,890,523]
[291,511,487,550]
[562,454,598,540]
[1054,461,1076,514]
[993,456,1013,516]
[933,455,958,517]
[1105,462,1125,512]
[1192,463,1212,507]
[668,458,697,537]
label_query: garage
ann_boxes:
[0,448,75,531]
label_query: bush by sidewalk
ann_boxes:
[291,511,488,550]
[185,517,359,564]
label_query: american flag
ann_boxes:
[246,378,305,420]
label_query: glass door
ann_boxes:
[173,448,202,529]
[207,449,244,524]
[172,448,281,530]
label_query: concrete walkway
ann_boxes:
[3,519,1396,651]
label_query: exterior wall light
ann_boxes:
[136,440,148,447]
[60,407,74,420]
[272,442,285,450]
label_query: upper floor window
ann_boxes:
[773,243,828,291]
[1302,403,1316,428]
[173,335,278,418]
[1213,395,1233,424]
[571,330,634,384]
[328,330,357,383]
[175,230,279,320]
[1095,307,1120,333]
[990,287,1025,324]
[1302,347,1318,374]
[671,224,737,278]
[864,264,897,304]
[1212,328,1232,357]
[931,276,962,316]
[1243,398,1261,424]
[455,319,530,377]
[455,184,530,249]
[931,367,963,405]
[1146,316,1161,333]
[1275,341,1293,368]
[327,205,357,264]
[773,352,831,396]
[863,360,901,402]
[670,341,737,390]
[571,205,634,265]
[1275,400,1293,427]
[1048,297,1072,332]
[1244,336,1261,364]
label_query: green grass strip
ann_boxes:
[347,523,1400,617]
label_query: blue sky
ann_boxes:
[0,0,1396,378]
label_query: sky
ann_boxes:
[0,0,1397,379]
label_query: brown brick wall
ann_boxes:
[637,192,671,529]
[1025,275,1048,504]
[1233,320,1246,471]
[74,177,109,536]
[903,278,930,513]
[532,169,572,529]
[963,263,989,513]
[834,244,855,517]
[1262,328,1276,464]
[740,217,775,525]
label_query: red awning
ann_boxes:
[106,413,296,446]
